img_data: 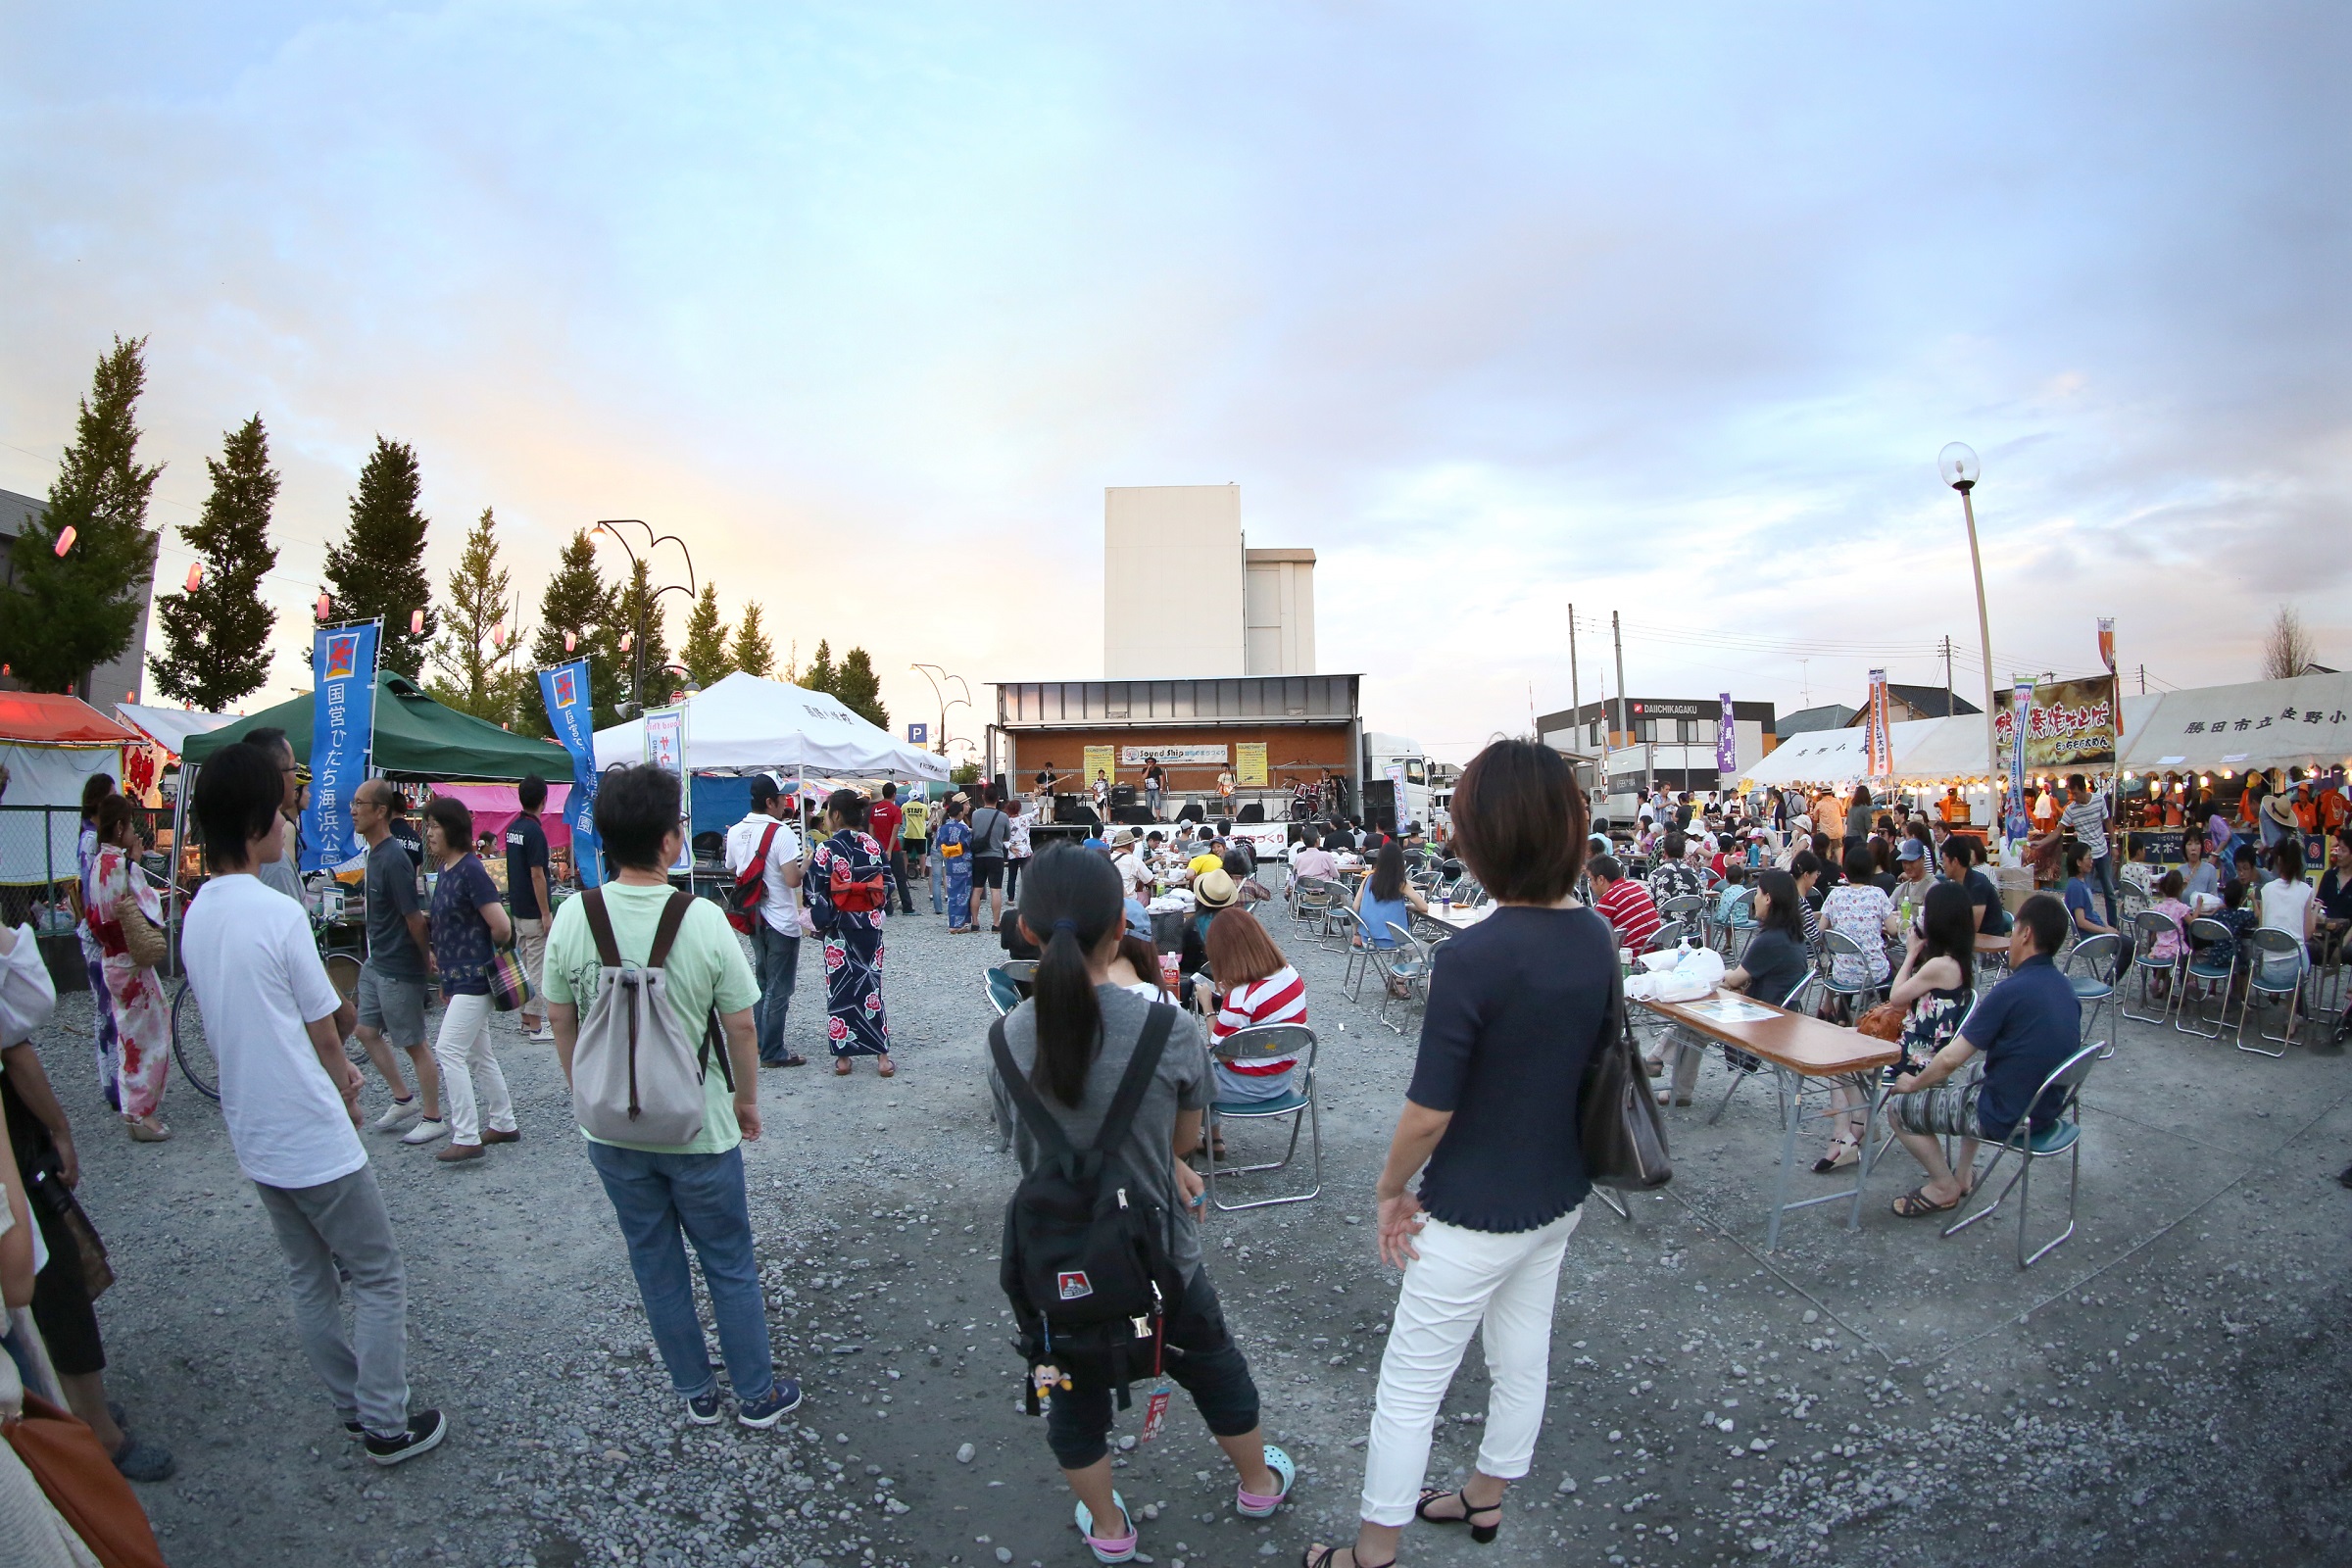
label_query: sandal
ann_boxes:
[833,1059,853,1076]
[1074,1493,1136,1565]
[1811,1134,1860,1174]
[1653,1091,1691,1108]
[1416,1486,1503,1544]
[1890,1186,1962,1218]
[1301,1549,1395,1568]
[877,1057,896,1078]
[1236,1444,1295,1518]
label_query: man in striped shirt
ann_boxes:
[1589,855,1663,951]
[2055,774,2118,926]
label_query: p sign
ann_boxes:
[907,721,929,745]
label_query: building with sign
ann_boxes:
[1538,696,1778,800]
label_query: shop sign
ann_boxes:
[1994,676,2116,769]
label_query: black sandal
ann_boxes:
[1416,1487,1503,1544]
[1301,1549,1395,1568]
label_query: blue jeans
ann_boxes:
[752,921,801,1065]
[584,1140,774,1402]
[2088,852,2120,928]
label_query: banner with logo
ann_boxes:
[1081,744,1117,785]
[1994,676,2118,771]
[1117,743,1228,766]
[302,619,379,872]
[1863,670,1893,780]
[538,659,604,889]
[642,705,692,874]
[1715,693,1738,777]
[1234,741,1268,787]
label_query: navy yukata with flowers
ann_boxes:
[808,829,891,1058]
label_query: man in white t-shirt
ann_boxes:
[179,742,447,1465]
[1110,829,1151,903]
[724,772,807,1069]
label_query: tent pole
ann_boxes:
[169,765,190,978]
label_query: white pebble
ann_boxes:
[956,1443,976,1464]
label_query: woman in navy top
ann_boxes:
[1310,741,1606,1568]
[421,795,515,1162]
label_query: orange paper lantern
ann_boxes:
[184,563,203,592]
[52,526,75,556]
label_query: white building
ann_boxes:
[1102,485,1315,679]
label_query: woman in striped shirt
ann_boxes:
[1194,908,1308,1104]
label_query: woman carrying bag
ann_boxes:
[1310,740,1614,1568]
[87,797,172,1143]
[807,789,895,1078]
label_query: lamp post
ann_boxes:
[592,518,697,716]
[908,663,971,757]
[1939,443,2002,813]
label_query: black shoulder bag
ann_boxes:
[1577,912,1674,1191]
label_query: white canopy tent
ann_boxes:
[1740,717,1944,789]
[114,702,236,759]
[2118,673,2352,778]
[593,671,951,781]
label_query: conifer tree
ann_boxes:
[0,336,163,694]
[612,559,673,711]
[834,646,889,729]
[151,413,278,709]
[802,638,838,697]
[323,436,435,675]
[425,508,516,723]
[524,528,624,733]
[730,602,774,679]
[681,583,732,689]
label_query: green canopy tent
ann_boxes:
[182,673,570,779]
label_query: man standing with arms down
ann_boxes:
[869,783,906,919]
[725,773,806,1069]
[351,780,446,1147]
[507,773,555,1043]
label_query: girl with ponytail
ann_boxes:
[989,845,1296,1560]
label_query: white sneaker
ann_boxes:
[525,1022,555,1043]
[400,1117,450,1146]
[371,1099,423,1133]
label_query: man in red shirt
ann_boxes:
[1589,855,1662,951]
[867,782,908,915]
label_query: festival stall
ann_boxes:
[113,702,237,812]
[0,692,140,887]
[182,673,573,781]
[2113,672,2352,861]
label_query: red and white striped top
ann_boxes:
[1211,964,1307,1074]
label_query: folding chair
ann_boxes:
[1705,971,1810,1126]
[1204,1024,1320,1210]
[1714,886,1758,959]
[2172,917,2240,1039]
[983,965,1026,1018]
[1379,921,1436,1031]
[2063,933,2122,1055]
[2237,929,2309,1057]
[1817,929,1884,1021]
[2120,911,2182,1026]
[1943,1040,2102,1267]
[1658,893,1708,941]
[1338,905,1378,1002]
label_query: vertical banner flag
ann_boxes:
[643,706,692,874]
[1864,669,1892,780]
[1715,693,1738,779]
[303,619,380,872]
[2006,682,2033,842]
[2097,616,2124,738]
[538,659,604,889]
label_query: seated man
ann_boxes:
[1883,893,2082,1218]
[1589,855,1662,952]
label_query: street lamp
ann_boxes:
[908,663,971,757]
[592,519,698,717]
[1940,442,2002,820]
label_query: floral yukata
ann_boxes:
[808,829,891,1059]
[938,817,974,930]
[88,843,172,1117]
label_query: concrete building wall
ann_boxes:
[1243,547,1316,676]
[0,486,154,707]
[1103,485,1244,679]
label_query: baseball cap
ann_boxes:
[1897,838,1926,861]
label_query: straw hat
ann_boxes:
[1109,827,1138,849]
[1193,869,1240,910]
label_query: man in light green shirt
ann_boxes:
[543,764,801,1429]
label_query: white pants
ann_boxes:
[432,992,514,1146]
[1359,1206,1582,1526]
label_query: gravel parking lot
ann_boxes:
[29,883,2352,1568]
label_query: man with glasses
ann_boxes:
[247,726,309,905]
[352,780,446,1145]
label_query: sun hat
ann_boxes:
[1109,827,1138,848]
[1193,869,1240,910]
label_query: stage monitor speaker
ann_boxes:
[1236,803,1264,823]
[1109,783,1138,808]
[1113,804,1155,825]
[1175,802,1205,824]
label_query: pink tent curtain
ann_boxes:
[436,783,572,851]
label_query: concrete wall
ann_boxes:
[1244,547,1315,676]
[1103,485,1245,679]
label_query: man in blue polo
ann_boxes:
[1881,892,2082,1218]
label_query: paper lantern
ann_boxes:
[184,563,203,592]
[564,630,577,653]
[316,592,332,620]
[619,631,633,653]
[52,526,75,556]
[490,620,507,650]
[411,609,425,636]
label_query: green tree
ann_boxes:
[950,760,980,786]
[524,529,624,733]
[730,601,774,679]
[802,638,837,696]
[150,412,278,709]
[833,646,889,729]
[613,558,673,711]
[681,583,732,689]
[424,508,516,723]
[0,335,163,694]
[324,436,435,675]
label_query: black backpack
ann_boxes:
[991,1004,1181,1412]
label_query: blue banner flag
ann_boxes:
[303,620,380,871]
[539,659,605,888]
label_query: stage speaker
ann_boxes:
[1175,802,1205,824]
[1236,803,1264,823]
[1109,783,1138,808]
[1113,804,1155,825]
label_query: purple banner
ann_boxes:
[1716,693,1738,776]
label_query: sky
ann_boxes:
[3,3,2345,761]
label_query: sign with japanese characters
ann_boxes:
[1994,677,2117,770]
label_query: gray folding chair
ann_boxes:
[1943,1040,2102,1267]
[2120,912,2182,1026]
[1714,886,1759,959]
[1379,921,1436,1031]
[1705,970,1810,1127]
[1338,905,1378,1002]
[2173,916,2241,1039]
[1818,929,1884,1020]
[2063,933,2123,1056]
[1204,1024,1320,1211]
[2237,929,2309,1056]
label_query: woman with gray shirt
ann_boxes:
[991,846,1295,1563]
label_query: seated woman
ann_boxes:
[1353,839,1429,950]
[1650,867,1812,1107]
[2255,840,2318,994]
[1221,850,1272,905]
[2062,843,2120,944]
[1193,908,1308,1106]
[2146,870,2190,999]
[1886,882,1976,1080]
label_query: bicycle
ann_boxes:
[171,884,368,1104]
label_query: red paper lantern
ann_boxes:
[564,630,577,653]
[316,592,331,620]
[52,526,75,556]
[410,608,425,637]
[618,631,633,654]
[184,563,203,592]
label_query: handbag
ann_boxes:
[113,890,167,970]
[486,943,533,1013]
[4,1393,170,1568]
[1578,918,1673,1192]
[1855,1001,1906,1042]
[27,1153,115,1301]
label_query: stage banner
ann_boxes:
[538,659,605,889]
[1995,676,2118,772]
[303,619,380,872]
[1864,670,1893,780]
[643,706,692,874]
[1117,743,1228,766]
[1235,742,1268,788]
[1082,745,1117,786]
[1715,693,1738,777]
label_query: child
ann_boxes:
[2147,869,2190,999]
[1713,860,1750,927]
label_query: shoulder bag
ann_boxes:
[1577,911,1673,1191]
[109,856,168,971]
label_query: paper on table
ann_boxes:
[1684,994,1779,1025]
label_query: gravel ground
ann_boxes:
[28,879,2352,1568]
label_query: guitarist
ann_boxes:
[723,772,807,1068]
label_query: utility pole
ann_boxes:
[1613,611,1646,795]
[1800,658,1810,710]
[2136,662,2147,695]
[1568,603,1582,752]
[1941,635,1955,716]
